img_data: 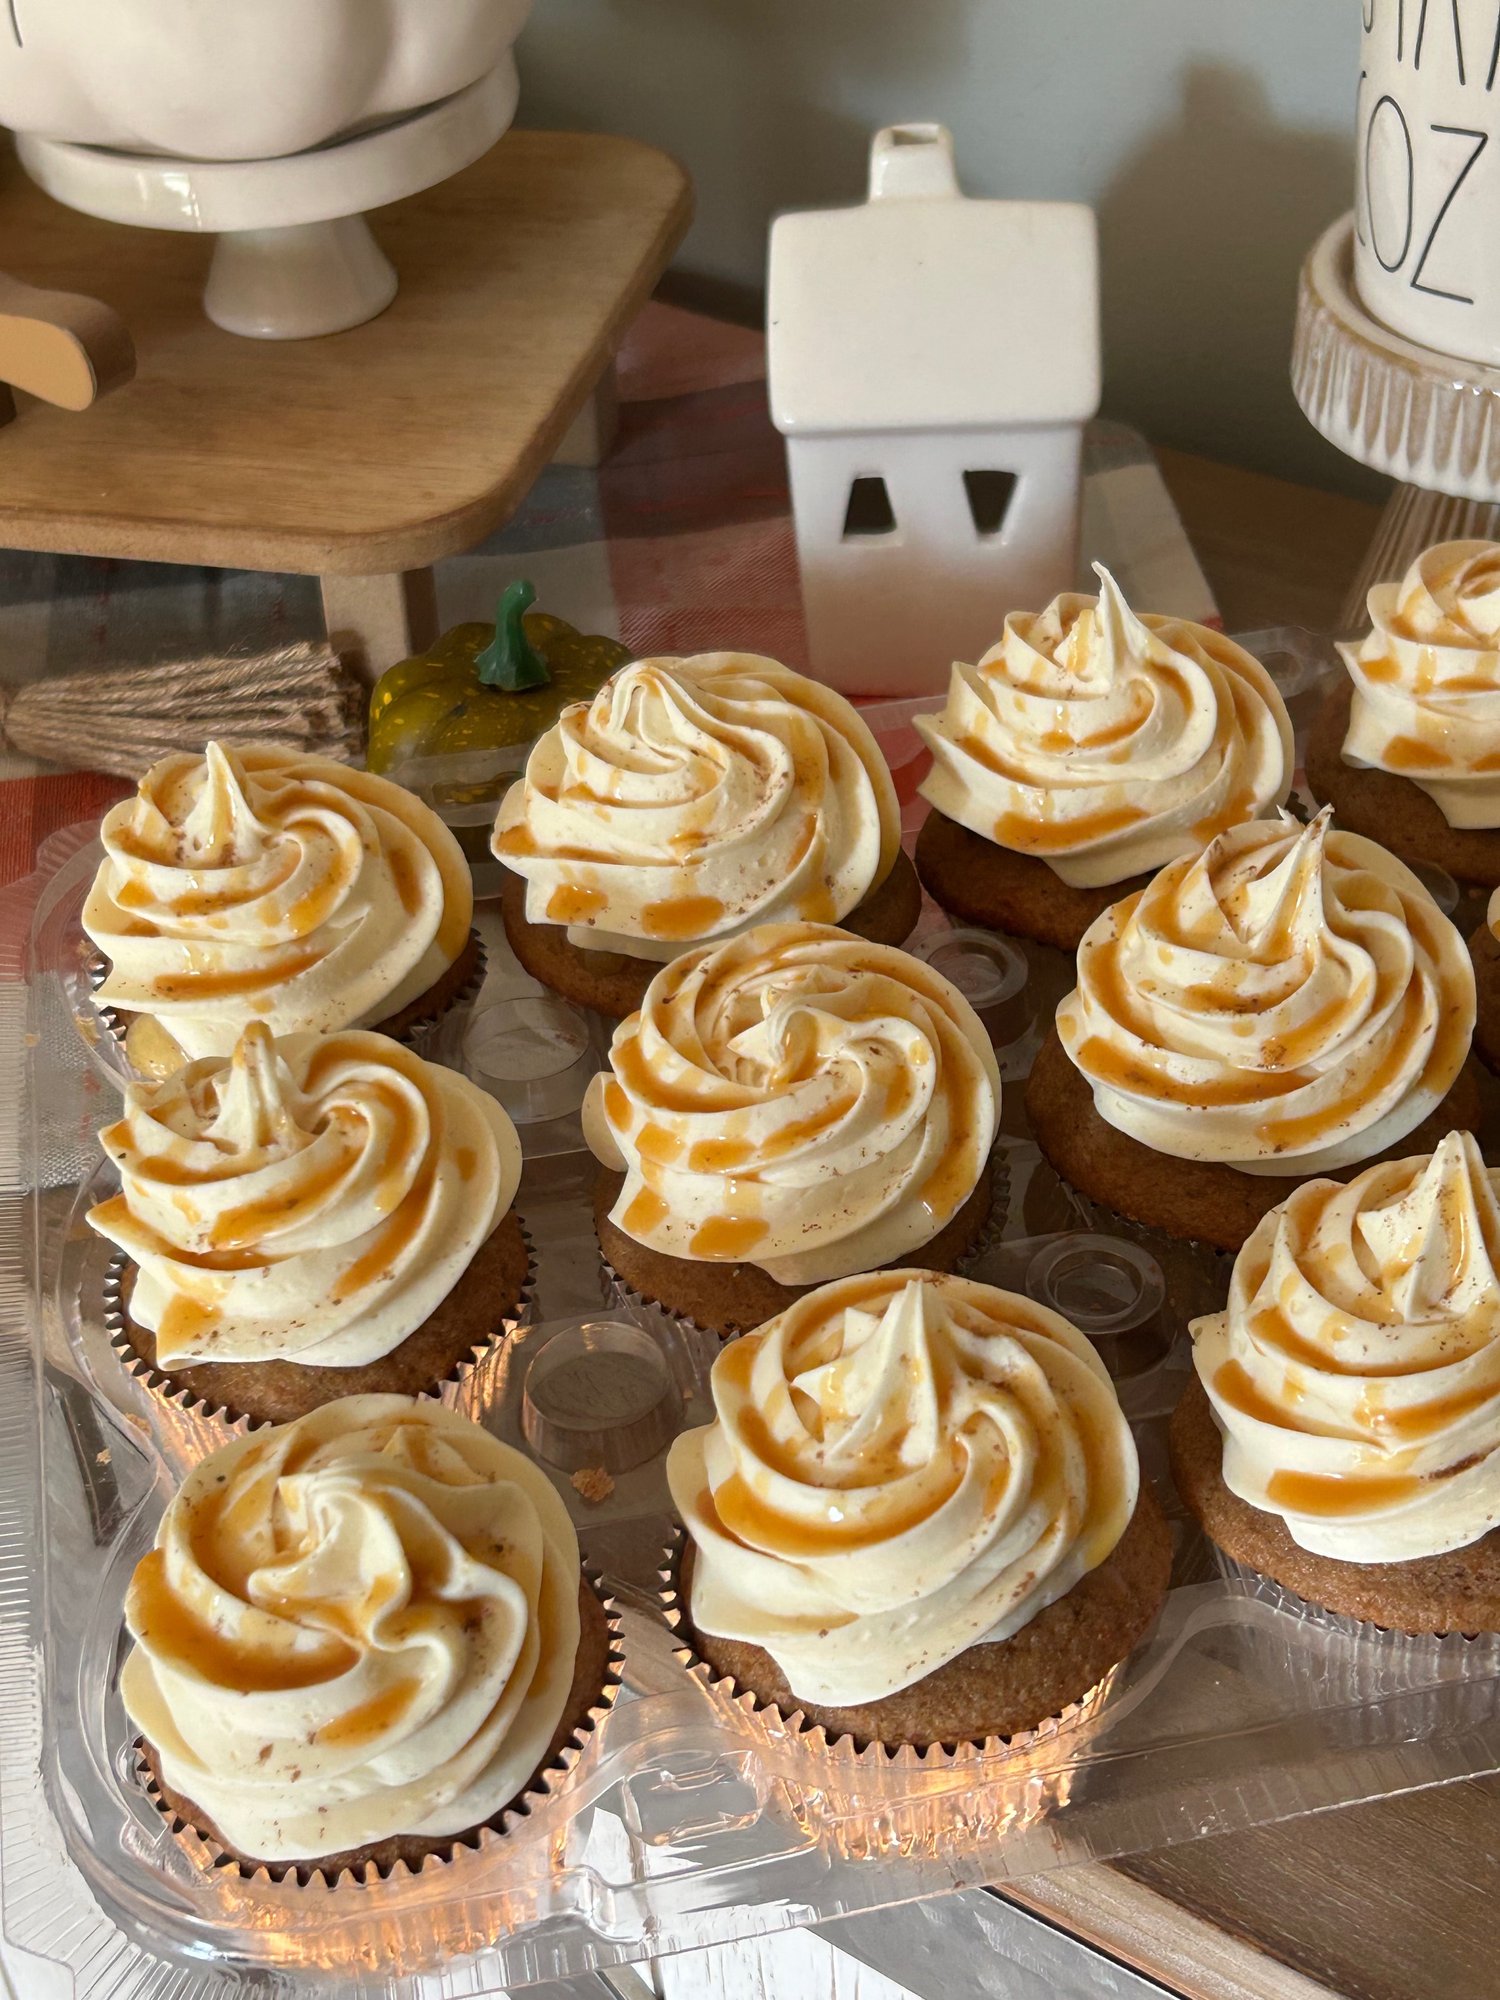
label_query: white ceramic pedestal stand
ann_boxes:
[1292,213,1500,629]
[14,59,519,339]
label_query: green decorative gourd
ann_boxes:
[367,580,630,773]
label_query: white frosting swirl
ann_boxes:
[1340,540,1500,829]
[121,1396,583,1862]
[493,654,901,961]
[88,1025,521,1368]
[583,923,1000,1286]
[917,566,1293,888]
[1057,810,1474,1173]
[666,1271,1139,1706]
[85,742,473,1061]
[1192,1133,1500,1562]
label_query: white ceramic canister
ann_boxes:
[1355,0,1500,364]
[0,0,530,161]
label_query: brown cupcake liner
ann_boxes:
[655,1525,1115,1773]
[99,1228,536,1448]
[599,1256,722,1349]
[84,946,130,1053]
[598,1145,1014,1344]
[951,1147,1012,1278]
[1205,1549,1500,1727]
[387,929,488,1046]
[84,929,487,1069]
[134,1566,625,1888]
[1212,1544,1495,1650]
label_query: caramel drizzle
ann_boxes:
[128,1550,354,1692]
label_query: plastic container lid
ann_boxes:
[463,990,599,1126]
[913,925,1034,1056]
[522,1319,683,1473]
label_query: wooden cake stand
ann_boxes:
[0,130,691,674]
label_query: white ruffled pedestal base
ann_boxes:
[1291,214,1500,629]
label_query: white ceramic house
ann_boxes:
[768,124,1101,697]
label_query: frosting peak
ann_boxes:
[1223,806,1329,955]
[1340,539,1500,828]
[180,741,263,866]
[795,1276,947,1468]
[1057,810,1474,1173]
[493,653,901,961]
[1192,1133,1500,1561]
[84,741,472,1061]
[583,922,1000,1286]
[1357,1131,1500,1320]
[121,1397,583,1861]
[666,1270,1139,1706]
[89,1025,521,1368]
[916,565,1293,888]
[208,1016,303,1156]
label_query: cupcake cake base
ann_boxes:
[1469,922,1500,1073]
[1305,680,1500,890]
[594,1161,995,1338]
[1169,1376,1500,1633]
[499,851,925,1021]
[1025,1026,1485,1254]
[674,1489,1172,1748]
[110,1211,532,1428]
[914,808,1151,955]
[138,1579,617,1882]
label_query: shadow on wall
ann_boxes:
[517,0,975,287]
[1099,62,1370,496]
[519,2,1373,495]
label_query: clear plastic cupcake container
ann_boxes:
[1024,1231,1173,1376]
[6,656,1500,1999]
[383,742,532,901]
[911,926,1037,1078]
[522,1317,688,1475]
[397,906,612,1159]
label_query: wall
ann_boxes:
[517,0,1373,494]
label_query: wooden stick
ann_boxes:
[0,272,135,413]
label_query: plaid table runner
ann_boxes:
[0,300,1215,891]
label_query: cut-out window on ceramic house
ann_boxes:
[963,469,1017,538]
[841,475,897,537]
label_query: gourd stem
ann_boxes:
[475,580,551,691]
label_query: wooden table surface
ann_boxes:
[1001,448,1500,2000]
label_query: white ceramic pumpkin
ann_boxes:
[0,0,532,162]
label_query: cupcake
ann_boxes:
[1308,540,1500,890]
[84,740,479,1078]
[1172,1132,1500,1630]
[89,1023,528,1427]
[664,1269,1172,1747]
[914,566,1293,953]
[125,1395,615,1878]
[582,922,1001,1337]
[1473,888,1500,1069]
[1027,809,1478,1253]
[493,653,919,1019]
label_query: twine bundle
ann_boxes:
[0,641,366,777]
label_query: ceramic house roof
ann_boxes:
[768,125,1100,438]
